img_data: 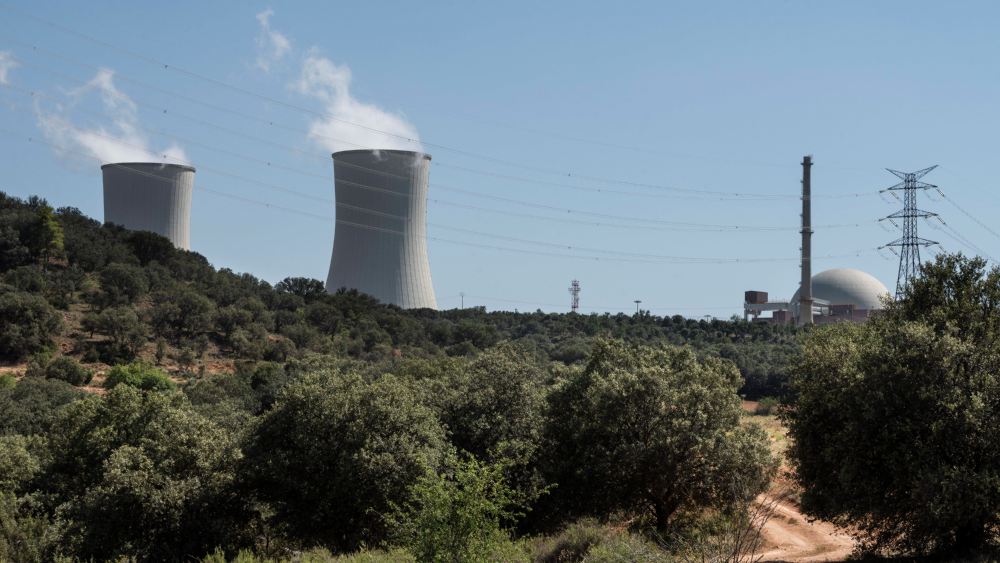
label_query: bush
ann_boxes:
[41,385,246,560]
[92,306,148,363]
[0,376,82,436]
[542,340,775,530]
[389,455,524,562]
[103,362,175,392]
[754,396,779,416]
[785,254,1000,555]
[43,356,92,386]
[0,289,62,361]
[244,370,448,550]
[98,262,149,305]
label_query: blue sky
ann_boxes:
[0,1,997,316]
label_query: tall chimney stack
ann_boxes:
[798,155,813,326]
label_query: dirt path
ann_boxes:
[758,499,854,562]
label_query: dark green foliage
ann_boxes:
[98,262,149,306]
[0,376,82,436]
[151,287,216,341]
[543,340,775,529]
[41,385,247,561]
[41,356,93,386]
[244,369,448,550]
[389,455,524,562]
[91,305,148,362]
[104,362,176,391]
[0,288,62,361]
[275,276,326,301]
[786,254,1000,555]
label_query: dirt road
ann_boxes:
[758,499,854,562]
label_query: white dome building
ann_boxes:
[791,268,891,322]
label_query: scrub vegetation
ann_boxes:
[4,191,1000,561]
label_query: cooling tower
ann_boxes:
[101,163,195,250]
[326,149,437,309]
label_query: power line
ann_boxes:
[2,128,881,266]
[0,94,874,233]
[0,26,880,201]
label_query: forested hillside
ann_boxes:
[0,191,782,561]
[0,191,797,397]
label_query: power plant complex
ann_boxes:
[101,163,196,251]
[94,152,927,319]
[324,149,437,309]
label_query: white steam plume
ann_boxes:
[254,9,291,72]
[36,68,188,165]
[0,50,18,85]
[293,51,423,153]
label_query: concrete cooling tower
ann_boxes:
[101,163,195,250]
[325,149,437,309]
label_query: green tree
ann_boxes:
[41,356,93,386]
[98,262,149,306]
[543,340,775,530]
[785,254,1000,555]
[104,362,175,392]
[150,287,216,341]
[390,455,524,562]
[0,376,82,436]
[40,385,246,560]
[93,306,147,362]
[0,289,62,361]
[27,203,63,267]
[244,369,447,550]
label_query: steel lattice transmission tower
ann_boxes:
[568,280,581,312]
[879,165,939,299]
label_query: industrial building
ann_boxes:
[325,149,437,309]
[101,163,195,250]
[744,268,890,324]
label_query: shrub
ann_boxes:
[43,356,92,386]
[0,376,82,436]
[0,289,62,361]
[92,306,148,363]
[104,362,175,392]
[785,254,1000,555]
[244,370,447,550]
[754,396,779,416]
[98,262,149,305]
[42,385,246,560]
[389,455,525,562]
[543,340,775,530]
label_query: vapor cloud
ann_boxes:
[293,52,422,153]
[36,68,188,165]
[0,50,18,85]
[255,9,291,72]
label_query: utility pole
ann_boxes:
[879,166,939,299]
[798,155,814,327]
[634,299,642,314]
[459,292,464,309]
[568,280,581,312]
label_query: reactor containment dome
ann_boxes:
[791,268,890,317]
[325,149,437,309]
[101,163,195,250]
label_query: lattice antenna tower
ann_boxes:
[568,279,581,312]
[879,165,939,299]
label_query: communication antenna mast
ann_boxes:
[568,280,581,312]
[879,165,939,299]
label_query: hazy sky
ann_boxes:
[1,1,997,317]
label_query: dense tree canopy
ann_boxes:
[786,254,1000,555]
[543,340,775,529]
